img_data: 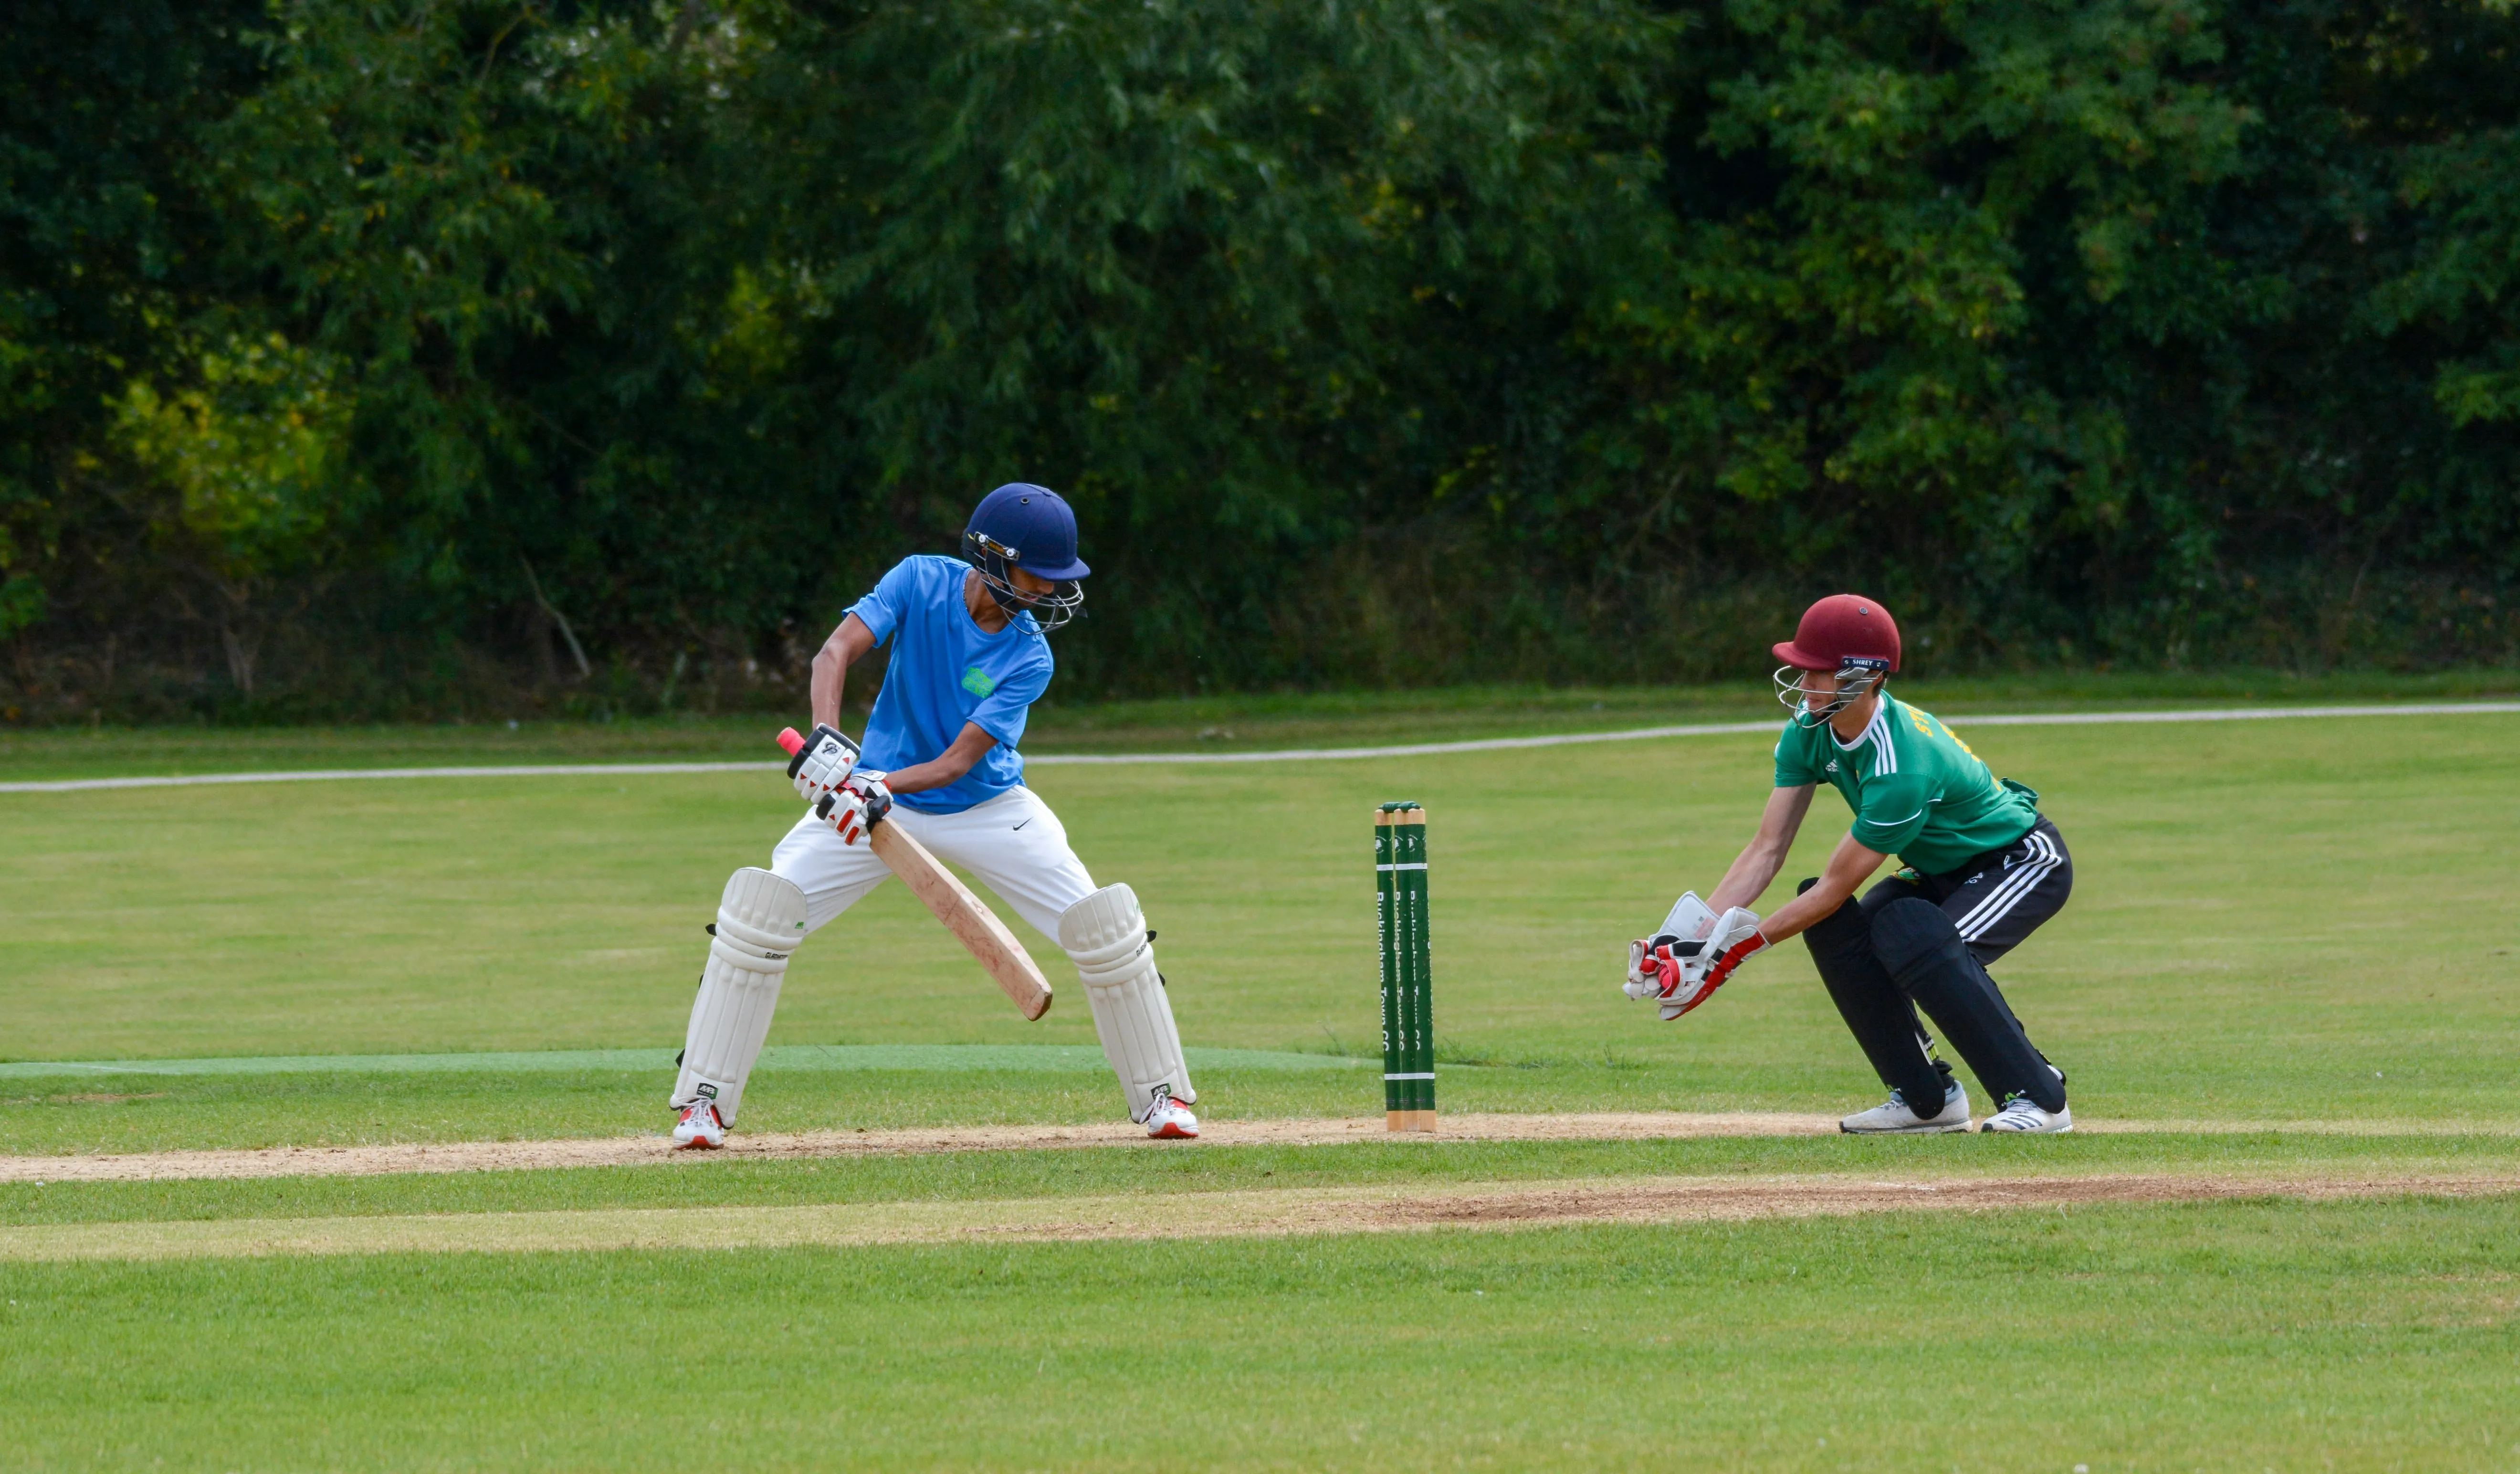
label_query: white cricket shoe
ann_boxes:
[1840,1081,1973,1134]
[672,1101,727,1149]
[1980,1096,2073,1133]
[1144,1094,1200,1140]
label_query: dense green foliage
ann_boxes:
[3,0,2515,718]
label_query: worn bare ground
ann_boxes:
[4,1169,2512,1263]
[0,1112,1816,1183]
[4,1111,2512,1186]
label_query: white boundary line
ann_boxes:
[0,761,771,794]
[1,702,2513,794]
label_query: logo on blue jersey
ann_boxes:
[960,666,998,698]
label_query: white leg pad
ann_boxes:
[1059,883,1195,1123]
[672,867,809,1126]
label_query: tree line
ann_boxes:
[4,0,2514,721]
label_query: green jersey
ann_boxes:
[1773,695,2039,874]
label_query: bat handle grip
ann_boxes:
[776,726,806,757]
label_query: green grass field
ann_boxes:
[7,1200,2518,1470]
[2,678,2515,1468]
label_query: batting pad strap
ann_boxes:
[709,929,792,971]
[1070,934,1151,985]
[1060,883,1196,1122]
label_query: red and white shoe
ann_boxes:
[1144,1093,1200,1139]
[672,1101,726,1149]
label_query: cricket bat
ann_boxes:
[777,728,1055,1021]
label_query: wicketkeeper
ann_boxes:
[1627,594,2075,1133]
[668,484,1201,1148]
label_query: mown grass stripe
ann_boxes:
[12,1114,2515,1190]
[4,1169,2508,1262]
[0,1043,1370,1081]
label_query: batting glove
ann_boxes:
[817,771,892,846]
[787,723,861,805]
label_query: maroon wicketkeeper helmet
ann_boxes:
[1773,594,1900,726]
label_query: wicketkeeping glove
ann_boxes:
[816,771,892,847]
[1626,906,1766,1021]
[1695,908,1769,991]
[787,723,861,805]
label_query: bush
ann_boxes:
[2,0,2514,721]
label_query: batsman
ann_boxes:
[667,483,1200,1148]
[1628,595,2076,1133]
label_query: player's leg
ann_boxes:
[1800,877,1969,1132]
[1061,880,1199,1137]
[1871,821,2074,1131]
[924,788,1199,1137]
[669,811,889,1147]
[1944,816,2073,1128]
[1950,816,2074,1088]
[1857,874,1982,1105]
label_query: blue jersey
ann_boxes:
[847,555,1054,814]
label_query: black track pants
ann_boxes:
[1799,817,2073,1111]
[1802,887,1951,1108]
[1869,816,2074,968]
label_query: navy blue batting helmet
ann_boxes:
[963,483,1087,631]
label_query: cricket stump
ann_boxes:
[1376,802,1436,1132]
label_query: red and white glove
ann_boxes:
[1695,908,1769,992]
[787,723,860,806]
[816,771,892,846]
[1626,907,1766,1021]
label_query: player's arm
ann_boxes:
[1626,785,1810,1019]
[1751,831,1889,946]
[877,722,998,797]
[1707,784,1814,912]
[1628,785,1856,1021]
[808,614,878,730]
[800,720,993,844]
[877,644,1042,798]
[1747,768,1925,941]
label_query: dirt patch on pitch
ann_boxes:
[1355,1171,2481,1229]
[2,1110,2509,1186]
[4,1169,2512,1262]
[0,1112,1827,1184]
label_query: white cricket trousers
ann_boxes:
[770,786,1095,944]
[691,783,1195,1128]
